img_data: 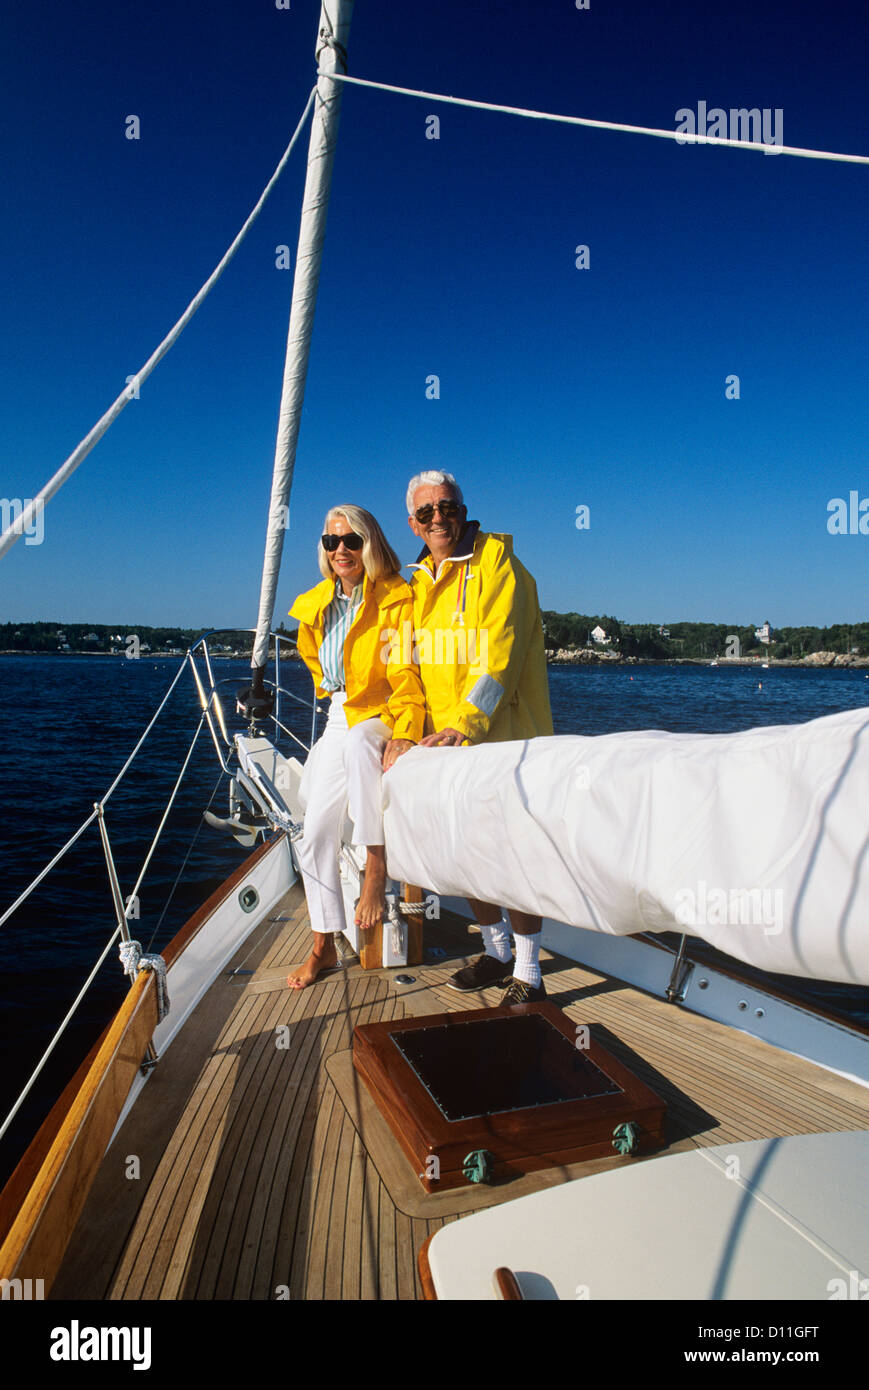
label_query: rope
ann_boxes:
[270,714,312,753]
[316,11,348,74]
[0,86,319,563]
[123,713,208,911]
[0,807,99,929]
[0,924,123,1142]
[118,939,170,1022]
[145,767,228,953]
[1,655,198,931]
[101,655,194,803]
[318,70,869,166]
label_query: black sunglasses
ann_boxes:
[322,531,363,552]
[414,499,462,524]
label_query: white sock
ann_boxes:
[513,932,541,987]
[479,917,512,963]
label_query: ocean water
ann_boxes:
[1,653,868,1184]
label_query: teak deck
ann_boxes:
[52,883,869,1301]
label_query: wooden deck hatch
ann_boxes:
[391,1011,622,1119]
[353,1002,667,1191]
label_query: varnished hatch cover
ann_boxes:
[352,1002,667,1192]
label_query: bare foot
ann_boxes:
[287,934,338,989]
[355,850,386,929]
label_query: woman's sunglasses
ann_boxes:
[413,499,462,524]
[322,531,363,551]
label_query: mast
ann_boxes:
[243,0,355,716]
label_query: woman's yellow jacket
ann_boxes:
[289,571,426,743]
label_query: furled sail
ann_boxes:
[247,0,354,700]
[382,705,869,985]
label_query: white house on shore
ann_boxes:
[755,620,772,645]
[591,624,611,645]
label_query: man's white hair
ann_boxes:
[406,470,464,515]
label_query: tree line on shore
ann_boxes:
[3,617,868,660]
[0,623,270,653]
[541,614,869,660]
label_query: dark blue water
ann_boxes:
[547,660,869,736]
[1,655,868,1185]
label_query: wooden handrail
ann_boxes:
[0,970,158,1287]
[0,832,283,1253]
[0,831,285,1288]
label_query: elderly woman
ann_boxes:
[286,504,425,989]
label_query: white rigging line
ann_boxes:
[125,713,207,910]
[0,654,190,930]
[3,66,865,567]
[0,704,219,1137]
[0,923,123,1142]
[0,809,100,930]
[320,70,869,166]
[0,85,319,563]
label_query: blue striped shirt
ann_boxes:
[319,581,363,691]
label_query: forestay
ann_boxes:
[382,706,869,985]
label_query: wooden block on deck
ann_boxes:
[358,919,383,971]
[353,1002,667,1193]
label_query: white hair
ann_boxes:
[405,470,464,515]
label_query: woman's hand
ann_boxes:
[382,737,415,771]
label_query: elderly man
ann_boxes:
[406,469,554,1003]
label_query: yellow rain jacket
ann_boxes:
[289,571,426,743]
[409,523,553,744]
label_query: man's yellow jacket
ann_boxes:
[408,524,553,744]
[289,571,426,743]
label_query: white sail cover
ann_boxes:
[382,705,869,985]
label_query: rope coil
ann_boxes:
[119,940,170,1022]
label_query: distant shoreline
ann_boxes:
[547,651,869,669]
[3,649,869,669]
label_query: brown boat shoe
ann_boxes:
[445,952,514,992]
[501,976,546,1005]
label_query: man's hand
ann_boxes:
[419,727,466,748]
[382,737,415,771]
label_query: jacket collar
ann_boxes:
[409,520,480,573]
[290,568,410,623]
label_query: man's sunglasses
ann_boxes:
[413,499,462,524]
[322,532,363,551]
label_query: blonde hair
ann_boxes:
[317,504,401,583]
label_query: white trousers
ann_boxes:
[296,693,390,935]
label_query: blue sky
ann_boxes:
[1,0,867,631]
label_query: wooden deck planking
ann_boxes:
[209,987,330,1299]
[113,986,280,1298]
[53,891,869,1302]
[256,984,363,1298]
[141,985,289,1299]
[414,957,869,1155]
[175,981,328,1299]
[286,1072,339,1299]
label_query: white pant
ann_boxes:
[296,693,390,935]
